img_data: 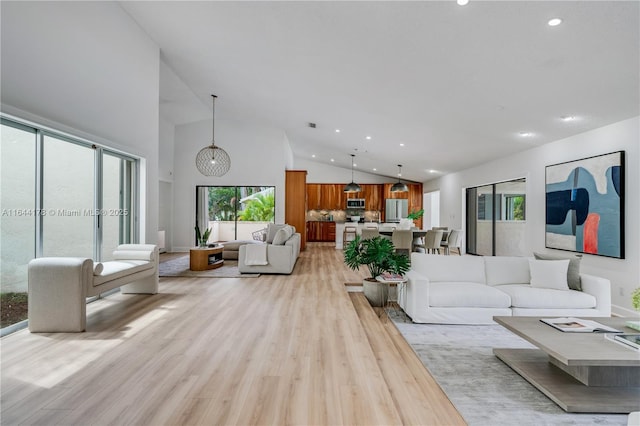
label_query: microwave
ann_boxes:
[346,198,365,209]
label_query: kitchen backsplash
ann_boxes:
[306,209,381,222]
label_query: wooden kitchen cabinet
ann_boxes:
[362,184,383,211]
[286,170,307,251]
[306,222,318,241]
[321,184,345,210]
[408,183,424,229]
[306,184,347,210]
[324,221,336,241]
[307,184,321,210]
[306,221,336,242]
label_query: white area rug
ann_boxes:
[387,308,629,426]
[159,256,259,278]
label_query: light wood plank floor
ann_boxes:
[1,242,464,425]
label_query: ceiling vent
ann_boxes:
[308,122,316,128]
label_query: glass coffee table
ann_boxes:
[493,316,640,413]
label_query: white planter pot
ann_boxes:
[398,218,414,230]
[363,279,388,307]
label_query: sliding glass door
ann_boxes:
[42,134,95,257]
[0,117,138,329]
[0,122,37,328]
[466,178,526,256]
[101,152,135,261]
[196,186,275,243]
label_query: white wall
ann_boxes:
[423,191,441,230]
[424,117,640,315]
[172,112,288,251]
[295,158,399,184]
[1,1,160,243]
[159,117,175,182]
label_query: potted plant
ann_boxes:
[627,288,640,331]
[399,209,424,229]
[407,209,424,221]
[344,235,410,307]
[194,224,212,247]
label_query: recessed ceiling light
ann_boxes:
[335,129,341,133]
[353,163,357,167]
[429,170,437,174]
[330,158,335,162]
[399,143,405,147]
[373,168,377,171]
[457,0,469,5]
[561,115,576,122]
[365,136,372,140]
[519,131,534,137]
[312,154,316,158]
[548,18,563,27]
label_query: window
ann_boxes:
[505,194,525,221]
[0,116,138,330]
[196,186,275,242]
[466,178,526,256]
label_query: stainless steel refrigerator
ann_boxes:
[385,199,408,223]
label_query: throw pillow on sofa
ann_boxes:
[272,227,292,245]
[266,223,296,244]
[533,252,582,291]
[266,224,285,243]
[529,259,570,291]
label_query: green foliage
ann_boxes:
[632,288,640,311]
[343,235,410,279]
[208,187,237,221]
[511,196,525,220]
[407,209,424,220]
[195,224,212,246]
[238,193,275,221]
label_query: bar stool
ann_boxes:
[343,226,357,245]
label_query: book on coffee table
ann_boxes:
[540,317,621,333]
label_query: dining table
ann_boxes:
[378,228,427,239]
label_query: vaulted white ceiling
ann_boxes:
[121,1,639,182]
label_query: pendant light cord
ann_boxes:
[211,94,217,145]
[351,154,355,181]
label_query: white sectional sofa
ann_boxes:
[398,254,611,324]
[28,244,159,332]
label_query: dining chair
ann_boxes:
[432,227,449,243]
[361,228,380,240]
[391,229,413,256]
[442,229,462,255]
[423,229,445,254]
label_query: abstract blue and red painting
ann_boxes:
[545,151,625,259]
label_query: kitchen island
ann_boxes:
[335,222,400,249]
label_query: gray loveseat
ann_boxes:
[238,224,300,274]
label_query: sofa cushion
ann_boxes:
[497,284,596,309]
[484,256,531,286]
[529,259,570,290]
[93,260,152,286]
[410,254,486,283]
[534,252,582,291]
[429,282,511,308]
[222,240,262,251]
